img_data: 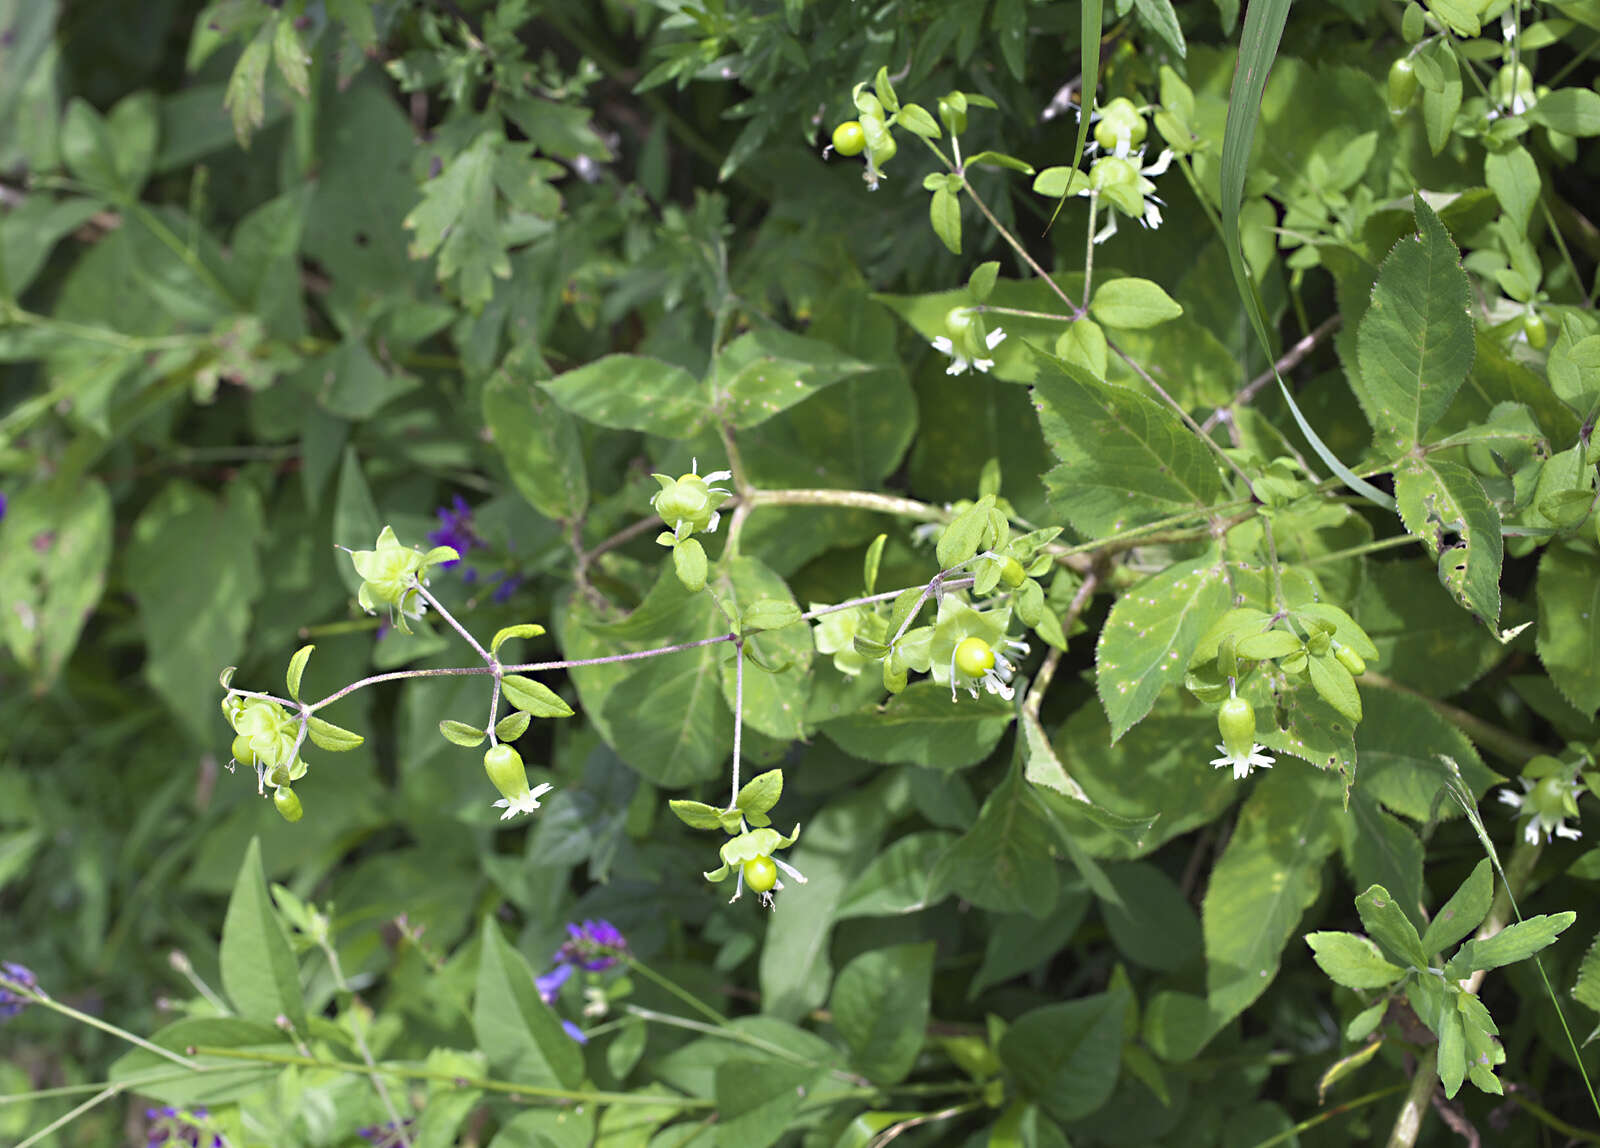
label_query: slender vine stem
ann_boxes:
[0,977,198,1071]
[320,941,412,1147]
[1383,1048,1438,1148]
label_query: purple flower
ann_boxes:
[562,1019,588,1045]
[357,1118,416,1147]
[556,919,628,972]
[0,962,38,1019]
[144,1106,223,1147]
[491,572,524,604]
[426,495,481,564]
[535,962,574,1003]
[0,491,7,523]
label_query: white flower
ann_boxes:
[494,781,554,820]
[1079,149,1173,245]
[1210,743,1274,781]
[1498,779,1583,845]
[930,326,1006,375]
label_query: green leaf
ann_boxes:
[1089,277,1184,329]
[1484,146,1540,234]
[673,538,707,593]
[1447,912,1577,977]
[929,185,961,254]
[835,831,957,919]
[491,623,546,657]
[1571,929,1600,1035]
[403,132,520,309]
[109,1018,288,1106]
[896,102,942,138]
[713,1060,820,1148]
[494,711,531,743]
[224,21,274,147]
[1305,932,1407,990]
[1420,42,1462,154]
[501,674,575,718]
[439,720,487,748]
[1132,0,1186,57]
[1097,554,1230,742]
[740,599,801,634]
[541,353,709,438]
[1394,457,1502,628]
[937,494,996,569]
[1307,652,1362,723]
[220,838,306,1031]
[1421,859,1494,958]
[969,261,1000,302]
[1355,688,1501,822]
[1537,547,1600,715]
[1548,328,1600,413]
[1355,884,1430,969]
[285,644,313,701]
[717,557,812,740]
[998,989,1127,1124]
[969,892,1091,999]
[669,799,727,831]
[1526,87,1600,136]
[474,918,584,1089]
[830,943,935,1084]
[0,477,113,689]
[306,715,364,752]
[483,371,588,522]
[824,681,1014,771]
[1204,768,1341,1027]
[736,769,783,818]
[929,764,1060,917]
[1035,357,1224,540]
[1353,199,1474,450]
[713,327,875,430]
[271,13,310,96]
[1101,862,1202,972]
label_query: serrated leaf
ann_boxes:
[224,21,274,148]
[220,838,306,1030]
[1394,456,1502,628]
[305,715,363,752]
[1096,554,1230,742]
[1089,277,1184,330]
[403,132,510,308]
[1572,929,1600,1032]
[1536,547,1600,716]
[1305,932,1406,990]
[1421,859,1493,957]
[1034,356,1224,538]
[540,354,708,438]
[286,644,313,701]
[271,14,310,97]
[1354,199,1474,450]
[439,719,487,748]
[1356,884,1429,969]
[501,674,574,718]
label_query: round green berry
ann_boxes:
[954,636,996,678]
[832,121,867,157]
[273,787,304,823]
[743,856,778,894]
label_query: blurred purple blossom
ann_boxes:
[535,961,574,1003]
[426,495,481,564]
[0,961,37,1020]
[357,1118,416,1147]
[562,1019,588,1044]
[145,1106,223,1147]
[557,919,628,971]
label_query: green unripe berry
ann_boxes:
[1529,774,1577,820]
[274,787,304,823]
[1492,63,1536,110]
[743,856,778,894]
[1217,696,1256,756]
[999,556,1027,589]
[953,636,996,678]
[1388,58,1418,115]
[483,743,529,802]
[231,734,258,767]
[831,121,867,156]
[1524,312,1548,350]
[1333,643,1367,676]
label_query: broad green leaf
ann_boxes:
[1548,328,1600,413]
[1353,199,1474,450]
[1132,0,1186,57]
[1484,146,1540,234]
[1572,929,1600,1039]
[501,674,574,718]
[969,890,1091,999]
[306,715,363,752]
[735,769,783,819]
[673,538,707,593]
[1421,859,1493,958]
[1355,561,1504,698]
[1525,87,1600,136]
[929,764,1060,918]
[126,481,263,744]
[474,918,584,1089]
[937,494,997,569]
[1355,884,1429,969]
[716,557,812,740]
[1096,553,1230,741]
[0,476,113,689]
[835,831,956,919]
[1307,651,1362,723]
[1204,768,1341,1026]
[1305,932,1406,990]
[483,371,588,522]
[823,681,1013,771]
[1101,862,1201,972]
[1355,688,1500,822]
[998,989,1127,1123]
[1446,912,1577,976]
[490,1104,596,1148]
[1089,276,1184,330]
[439,719,487,748]
[1394,457,1502,628]
[740,599,802,634]
[712,327,874,429]
[1022,711,1159,848]
[830,943,935,1084]
[713,1061,820,1148]
[669,799,727,831]
[1035,356,1224,539]
[540,354,709,438]
[1536,547,1600,716]
[220,838,306,1030]
[1343,792,1426,933]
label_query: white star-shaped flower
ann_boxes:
[494,782,554,820]
[1210,743,1274,781]
[930,326,1006,375]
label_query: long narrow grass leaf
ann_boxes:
[1047,0,1103,231]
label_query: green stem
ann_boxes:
[1299,533,1420,567]
[14,1085,121,1148]
[0,980,199,1071]
[1244,1083,1408,1148]
[624,958,730,1027]
[1383,1047,1437,1148]
[743,487,947,521]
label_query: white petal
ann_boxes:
[945,357,970,376]
[1143,149,1174,177]
[1497,789,1523,808]
[773,857,808,883]
[931,336,955,355]
[702,469,733,483]
[1557,823,1583,840]
[971,357,994,373]
[1524,821,1542,845]
[985,327,1007,350]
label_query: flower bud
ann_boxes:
[484,743,530,803]
[273,787,304,823]
[1217,696,1256,758]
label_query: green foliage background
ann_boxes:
[3,0,1600,1145]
